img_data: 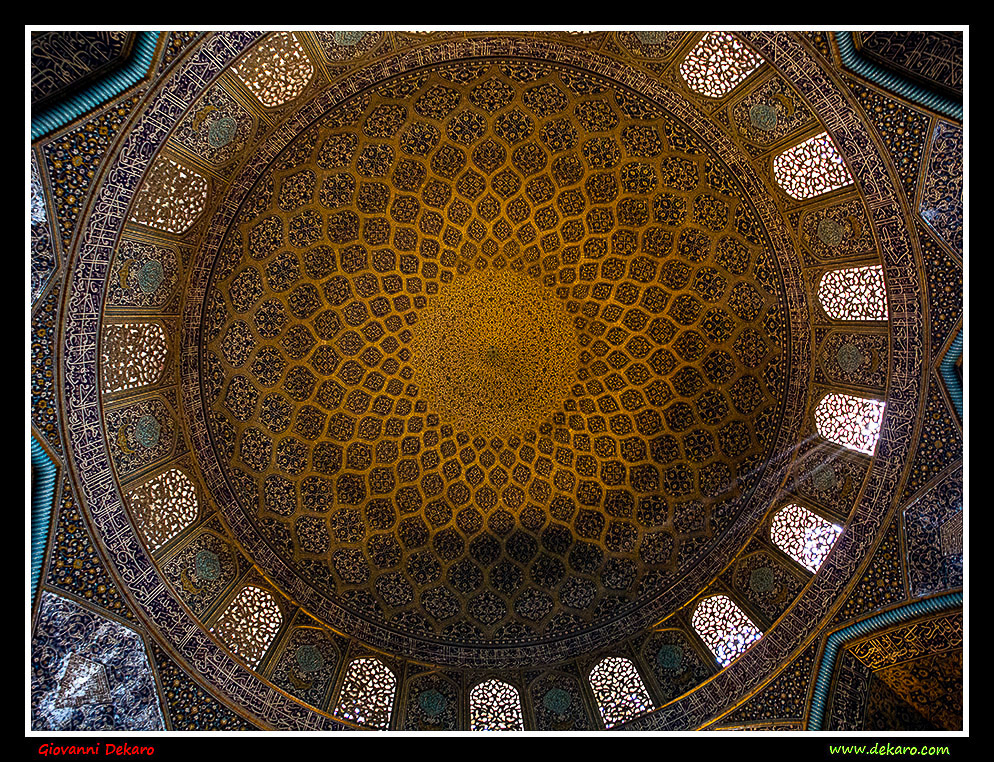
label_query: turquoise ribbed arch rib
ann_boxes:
[30,31,162,141]
[940,330,964,420]
[806,591,964,730]
[30,436,58,608]
[834,32,963,121]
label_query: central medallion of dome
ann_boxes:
[410,267,578,439]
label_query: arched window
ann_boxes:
[817,265,889,321]
[691,594,763,667]
[126,468,198,550]
[101,323,169,394]
[232,32,313,108]
[469,679,524,731]
[814,392,885,455]
[770,503,843,573]
[679,32,763,98]
[588,656,654,729]
[129,156,208,234]
[210,585,282,669]
[773,132,854,200]
[334,657,397,730]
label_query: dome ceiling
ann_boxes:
[195,56,799,662]
[30,29,963,732]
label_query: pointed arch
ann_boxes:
[125,467,199,551]
[469,678,524,731]
[588,656,654,728]
[814,392,886,455]
[773,132,854,200]
[333,657,397,730]
[691,594,763,667]
[679,32,764,98]
[817,265,889,321]
[210,585,282,669]
[770,503,843,573]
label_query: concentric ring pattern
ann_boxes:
[201,61,789,650]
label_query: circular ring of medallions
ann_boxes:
[193,44,805,666]
[52,31,922,729]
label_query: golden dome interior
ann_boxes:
[29,29,965,735]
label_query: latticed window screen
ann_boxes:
[817,265,889,321]
[333,657,397,730]
[772,132,854,200]
[210,585,282,668]
[101,322,168,393]
[126,468,198,550]
[770,503,843,573]
[679,32,764,98]
[469,679,524,731]
[588,656,654,728]
[814,392,886,455]
[691,595,763,667]
[232,31,314,108]
[129,156,208,234]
